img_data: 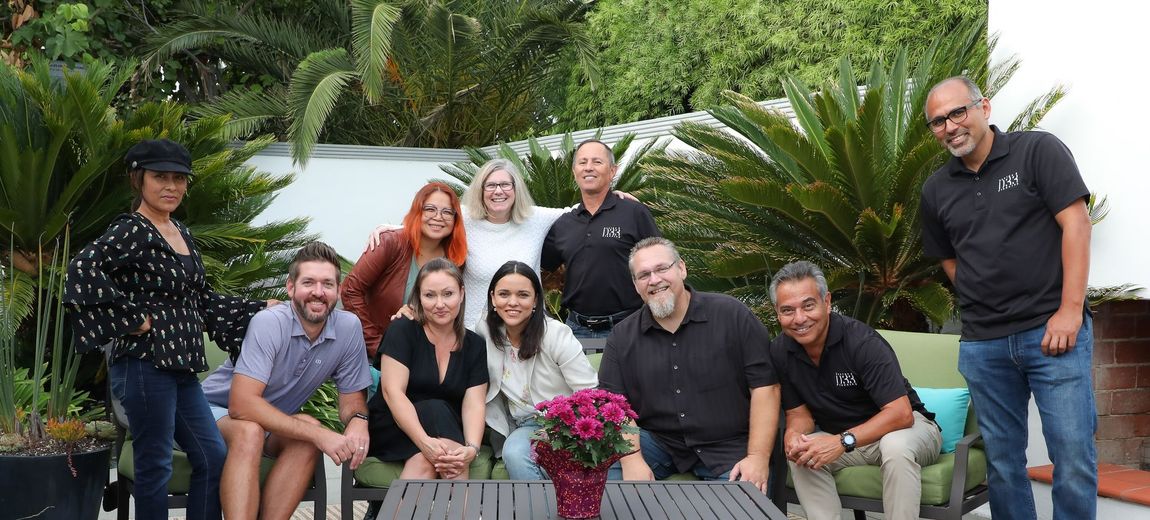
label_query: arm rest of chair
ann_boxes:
[947,431,983,508]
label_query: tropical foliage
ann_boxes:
[142,0,599,162]
[554,0,986,130]
[641,19,1064,331]
[0,57,314,318]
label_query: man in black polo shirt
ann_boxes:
[920,76,1095,520]
[599,237,779,493]
[768,261,941,520]
[542,139,661,338]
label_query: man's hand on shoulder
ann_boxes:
[1041,306,1083,356]
[729,454,771,494]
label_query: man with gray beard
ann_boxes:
[598,237,780,494]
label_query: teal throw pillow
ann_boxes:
[913,387,970,454]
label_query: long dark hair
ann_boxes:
[485,261,545,360]
[407,257,467,350]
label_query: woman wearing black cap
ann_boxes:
[64,139,273,520]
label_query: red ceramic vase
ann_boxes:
[533,442,622,519]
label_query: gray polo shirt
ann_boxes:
[202,303,372,415]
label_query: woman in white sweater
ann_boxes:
[456,159,566,327]
[475,261,597,480]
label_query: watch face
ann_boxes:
[842,432,856,447]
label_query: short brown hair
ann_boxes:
[288,241,342,282]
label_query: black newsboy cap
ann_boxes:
[125,139,194,175]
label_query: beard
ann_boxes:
[945,132,977,158]
[293,296,333,325]
[647,292,676,319]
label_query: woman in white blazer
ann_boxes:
[476,261,598,479]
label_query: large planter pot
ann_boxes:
[534,442,622,519]
[0,445,111,520]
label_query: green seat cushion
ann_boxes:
[491,459,509,480]
[665,472,699,481]
[354,445,494,488]
[785,448,987,506]
[119,440,279,493]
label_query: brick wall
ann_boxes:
[1093,299,1150,467]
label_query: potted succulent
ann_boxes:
[532,388,639,519]
[0,234,116,520]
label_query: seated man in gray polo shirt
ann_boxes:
[202,242,372,520]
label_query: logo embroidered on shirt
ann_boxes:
[602,227,622,238]
[998,172,1020,192]
[835,372,858,387]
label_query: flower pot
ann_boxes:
[534,442,617,519]
[0,445,111,520]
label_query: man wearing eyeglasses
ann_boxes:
[598,237,780,494]
[542,139,661,338]
[920,76,1095,520]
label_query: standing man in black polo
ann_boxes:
[599,237,778,493]
[542,139,661,338]
[920,76,1095,519]
[769,261,941,520]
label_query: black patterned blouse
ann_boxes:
[64,212,265,372]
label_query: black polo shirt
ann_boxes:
[920,127,1089,340]
[769,313,933,435]
[598,289,777,475]
[541,192,660,316]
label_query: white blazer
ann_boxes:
[477,317,598,455]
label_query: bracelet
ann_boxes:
[465,442,480,454]
[347,412,369,426]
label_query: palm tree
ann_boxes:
[0,57,315,319]
[641,19,1065,331]
[143,0,599,163]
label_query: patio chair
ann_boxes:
[769,329,989,520]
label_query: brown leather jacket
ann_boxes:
[341,229,414,361]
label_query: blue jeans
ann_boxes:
[110,357,227,520]
[502,420,547,480]
[606,429,730,481]
[958,315,1096,520]
[565,310,632,339]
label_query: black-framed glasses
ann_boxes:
[422,205,456,220]
[926,98,983,132]
[634,259,678,283]
[483,181,514,192]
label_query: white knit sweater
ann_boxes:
[462,206,567,328]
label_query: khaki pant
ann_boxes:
[790,411,942,520]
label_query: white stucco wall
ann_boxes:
[247,144,468,261]
[990,0,1148,294]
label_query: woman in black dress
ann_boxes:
[65,140,270,520]
[368,257,488,479]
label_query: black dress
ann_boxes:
[367,318,488,461]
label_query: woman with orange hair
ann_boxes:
[342,182,468,363]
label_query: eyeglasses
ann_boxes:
[483,181,514,192]
[634,259,678,283]
[926,99,983,132]
[422,205,456,220]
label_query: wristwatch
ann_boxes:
[840,431,857,453]
[347,412,369,425]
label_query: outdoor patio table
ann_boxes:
[375,479,789,520]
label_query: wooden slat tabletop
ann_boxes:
[376,480,788,520]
